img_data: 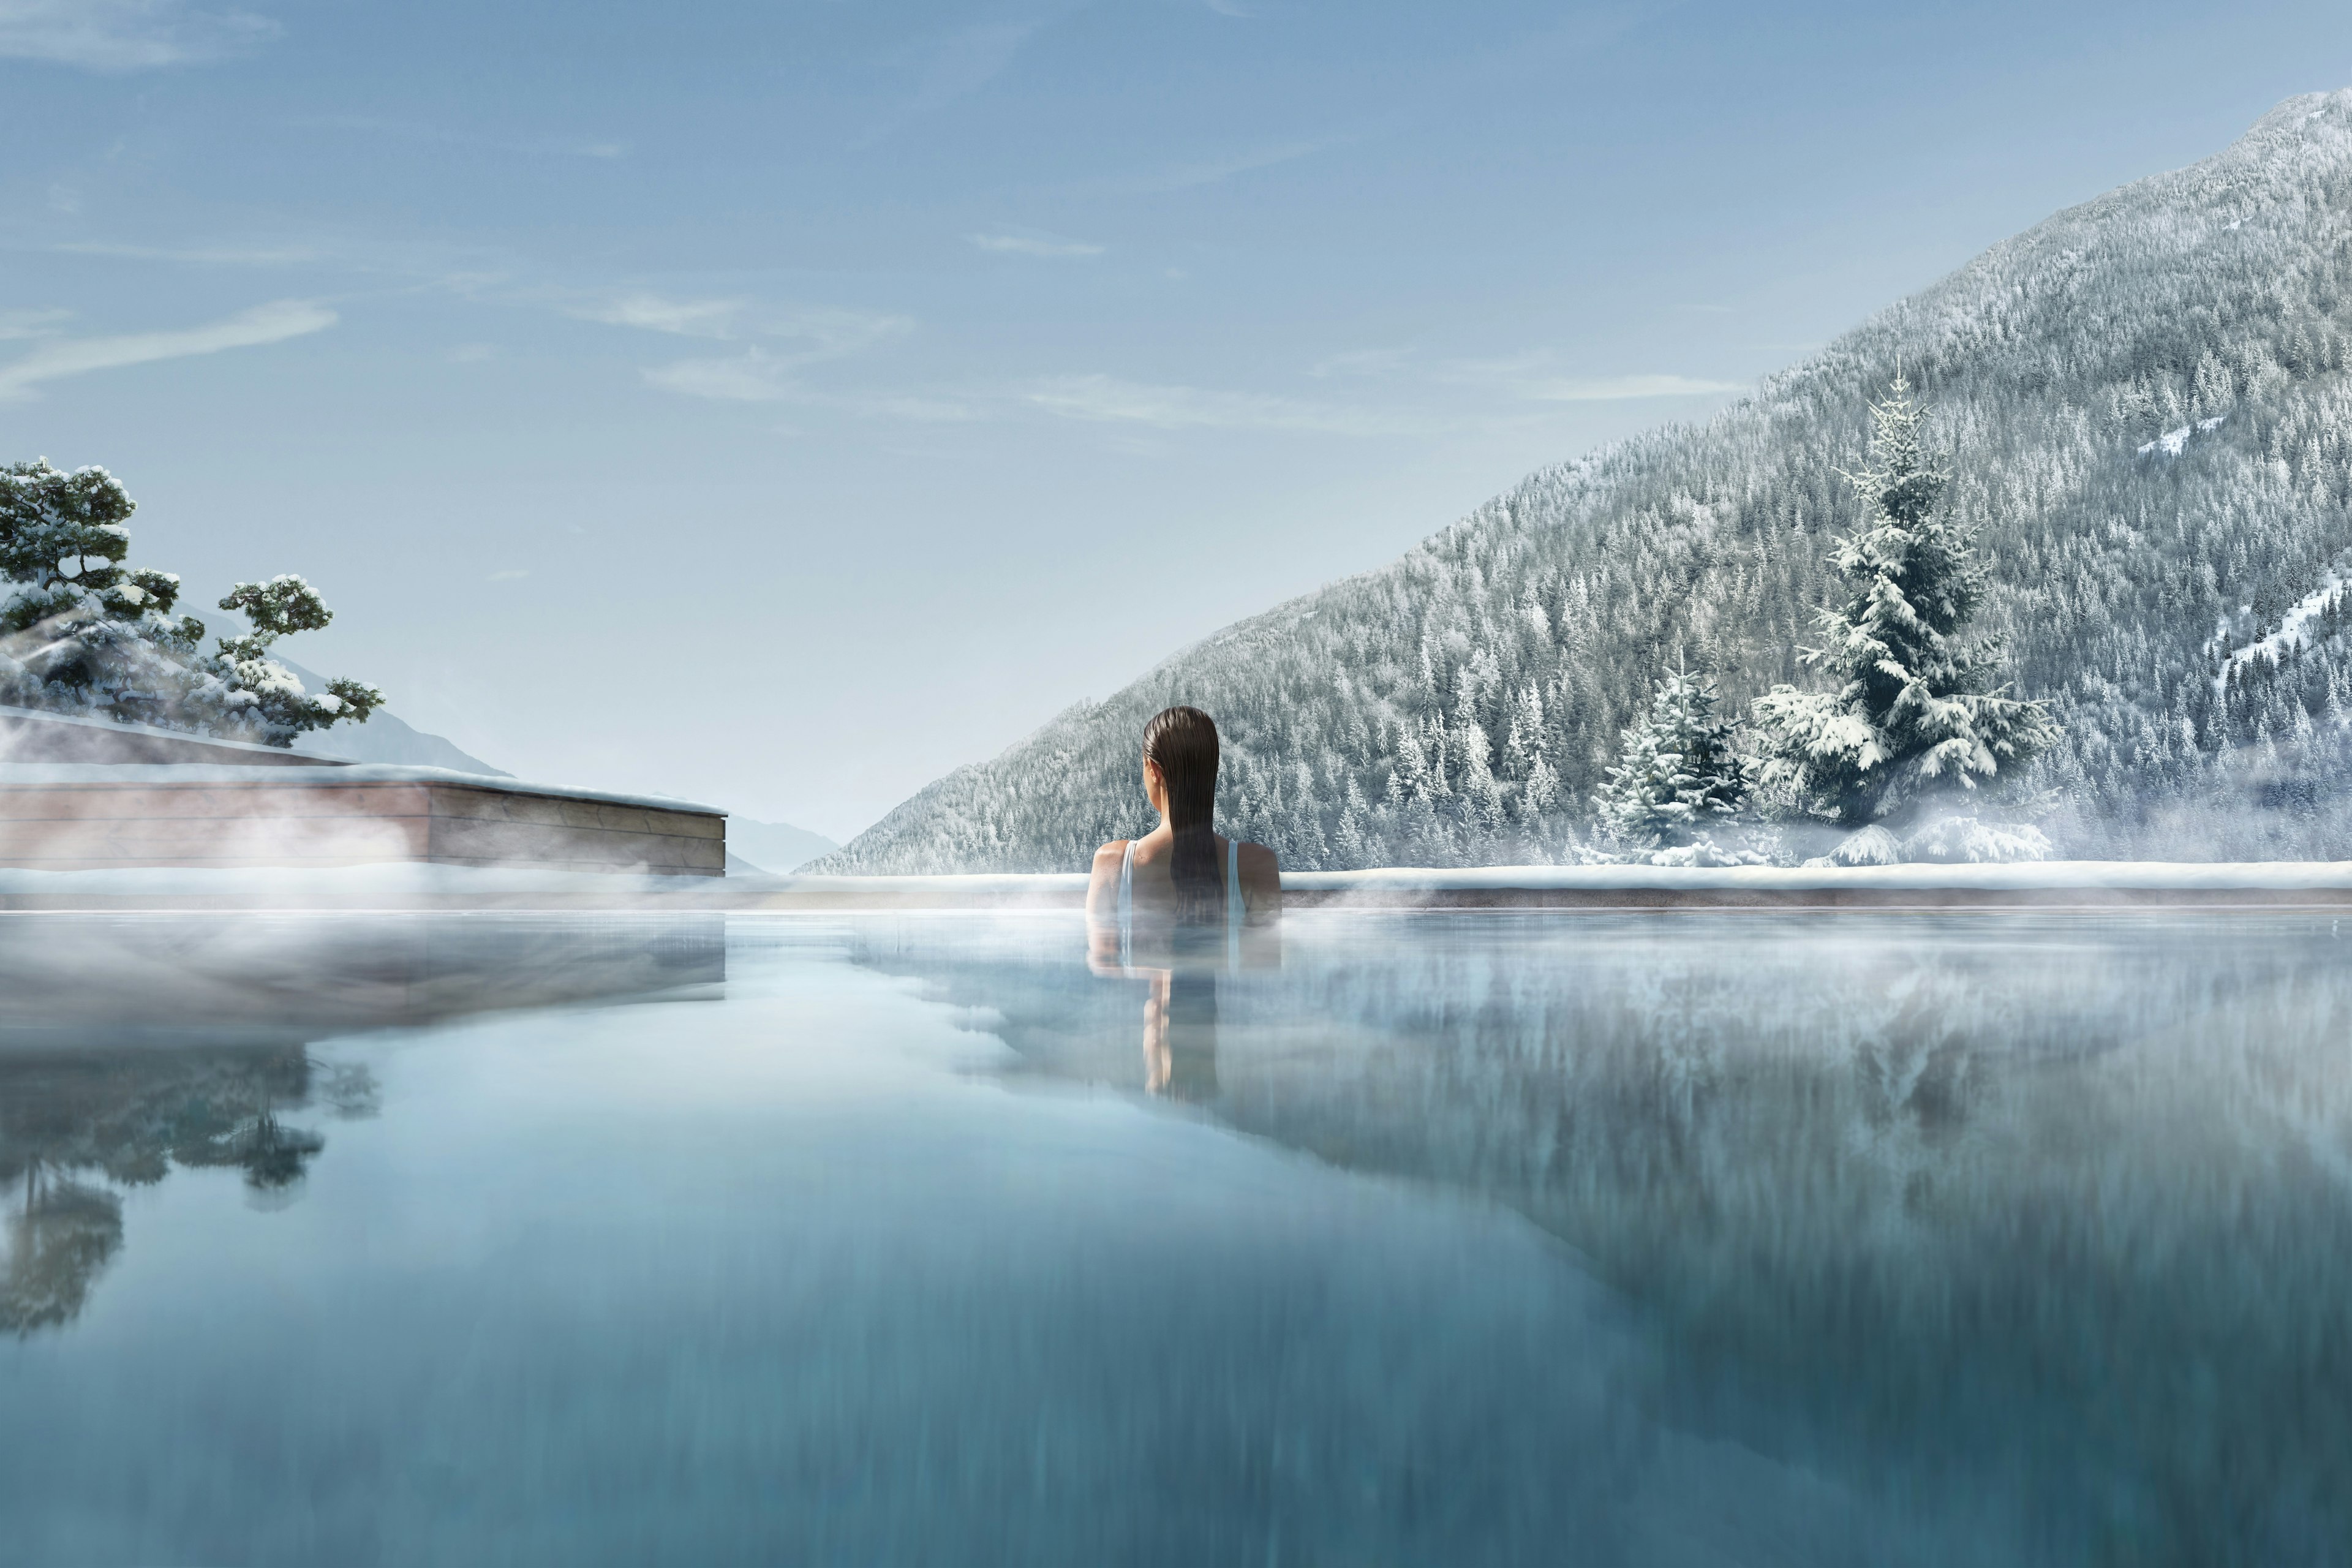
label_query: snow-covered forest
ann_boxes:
[821,89,2352,872]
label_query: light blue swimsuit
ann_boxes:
[1117,836,1245,968]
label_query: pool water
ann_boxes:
[3,910,2348,1566]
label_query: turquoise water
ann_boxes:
[3,911,2349,1566]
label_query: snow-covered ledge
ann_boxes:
[727,861,2352,908]
[1278,861,2352,895]
[0,704,356,766]
[1,860,2350,911]
[0,762,718,813]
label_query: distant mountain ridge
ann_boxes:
[277,660,509,775]
[728,818,840,873]
[820,89,2352,872]
[274,664,840,869]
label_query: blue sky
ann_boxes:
[4,0,2350,837]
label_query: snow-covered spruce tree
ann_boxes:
[1595,663,1751,858]
[0,459,381,745]
[1750,379,2056,829]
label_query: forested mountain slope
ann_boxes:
[823,89,2352,872]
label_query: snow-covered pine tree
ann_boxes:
[1595,663,1749,854]
[1750,377,2057,827]
[214,575,385,740]
[0,459,382,745]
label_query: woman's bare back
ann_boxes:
[1085,827,1281,923]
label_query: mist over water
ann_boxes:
[2,910,2347,1565]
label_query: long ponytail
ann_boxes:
[1143,706,1224,925]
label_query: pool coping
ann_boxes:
[4,861,2352,911]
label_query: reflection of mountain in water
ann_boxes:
[854,912,2352,1567]
[0,915,726,1335]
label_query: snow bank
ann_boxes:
[0,703,349,760]
[1280,861,2352,892]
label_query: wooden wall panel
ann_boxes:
[0,779,725,875]
[0,784,434,821]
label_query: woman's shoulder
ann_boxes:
[1090,839,1133,869]
[1234,839,1278,867]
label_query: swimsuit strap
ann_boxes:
[1226,837,1243,967]
[1118,840,1136,967]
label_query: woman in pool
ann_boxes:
[1086,705,1281,944]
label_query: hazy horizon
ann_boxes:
[6,1,2351,837]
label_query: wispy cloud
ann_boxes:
[1308,347,1411,379]
[1513,372,1744,401]
[643,353,979,422]
[0,0,277,70]
[575,293,747,339]
[579,293,911,357]
[620,297,915,405]
[18,230,520,290]
[1442,353,1742,402]
[55,239,326,266]
[303,115,629,160]
[0,308,71,341]
[643,349,795,403]
[1023,374,1428,436]
[758,309,914,364]
[1077,138,1337,197]
[823,388,978,421]
[818,390,983,423]
[649,358,1434,432]
[0,298,336,400]
[968,228,1104,258]
[854,14,1049,145]
[908,17,1038,111]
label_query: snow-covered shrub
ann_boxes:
[1646,835,1767,869]
[0,459,380,746]
[1804,826,1904,867]
[1902,816,2053,864]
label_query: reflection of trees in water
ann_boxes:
[0,914,718,1339]
[1219,927,2352,1566]
[853,914,2352,1566]
[2,1173,121,1334]
[0,1047,375,1334]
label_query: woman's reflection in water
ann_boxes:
[1144,965,1221,1101]
[1095,922,1282,1100]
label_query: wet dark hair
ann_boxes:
[1143,705,1224,925]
